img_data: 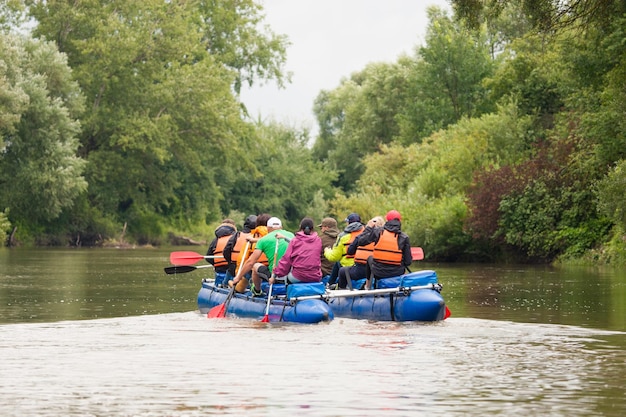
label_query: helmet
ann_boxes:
[244,215,257,229]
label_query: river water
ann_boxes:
[1,247,625,416]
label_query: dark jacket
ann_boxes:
[347,219,411,278]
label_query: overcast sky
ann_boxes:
[239,0,451,136]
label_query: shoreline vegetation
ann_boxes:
[2,1,626,266]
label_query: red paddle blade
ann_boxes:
[411,247,424,260]
[444,305,451,319]
[207,303,226,318]
[261,314,270,323]
[170,251,204,266]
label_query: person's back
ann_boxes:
[359,210,412,282]
[231,216,293,296]
[338,216,385,289]
[324,213,363,267]
[206,219,237,273]
[274,218,322,283]
[224,214,257,278]
[255,228,294,273]
[324,213,364,286]
[317,217,339,277]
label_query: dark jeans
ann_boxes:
[337,263,368,289]
[326,262,341,285]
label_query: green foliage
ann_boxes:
[499,180,562,259]
[23,0,285,237]
[451,0,626,33]
[0,33,87,228]
[397,6,495,144]
[0,0,25,30]
[196,0,290,93]
[1,0,625,264]
[312,61,410,191]
[597,159,626,229]
[124,208,165,246]
[222,122,337,229]
[0,209,10,244]
[403,194,471,261]
[595,225,626,265]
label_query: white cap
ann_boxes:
[267,217,282,228]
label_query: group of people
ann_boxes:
[205,210,413,296]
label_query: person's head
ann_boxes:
[344,213,361,224]
[222,218,236,226]
[299,217,315,235]
[368,216,385,228]
[243,215,257,231]
[256,213,271,227]
[317,217,338,232]
[385,210,401,222]
[267,216,282,230]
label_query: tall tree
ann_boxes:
[24,0,289,239]
[397,6,495,144]
[312,60,410,191]
[0,33,86,229]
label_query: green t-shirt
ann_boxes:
[255,229,295,272]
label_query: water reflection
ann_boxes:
[430,263,626,331]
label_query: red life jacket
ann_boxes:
[213,234,231,268]
[372,230,402,265]
[354,242,375,265]
[344,229,363,259]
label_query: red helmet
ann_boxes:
[385,210,401,221]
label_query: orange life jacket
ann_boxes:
[213,234,231,268]
[354,242,375,265]
[344,229,363,259]
[372,230,403,265]
[250,227,269,266]
[232,232,251,271]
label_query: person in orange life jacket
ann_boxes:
[347,210,412,283]
[338,215,384,289]
[272,217,323,284]
[242,213,271,267]
[230,216,294,296]
[223,214,257,281]
[324,212,364,287]
[206,219,237,274]
[317,217,339,279]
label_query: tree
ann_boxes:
[0,33,86,232]
[24,0,289,241]
[223,121,337,227]
[196,0,290,94]
[451,0,626,33]
[312,61,411,191]
[396,6,495,144]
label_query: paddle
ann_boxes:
[411,247,424,260]
[207,286,235,318]
[261,281,273,322]
[164,264,214,275]
[208,241,251,319]
[260,237,281,322]
[169,251,223,266]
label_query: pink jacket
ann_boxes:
[273,231,322,282]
